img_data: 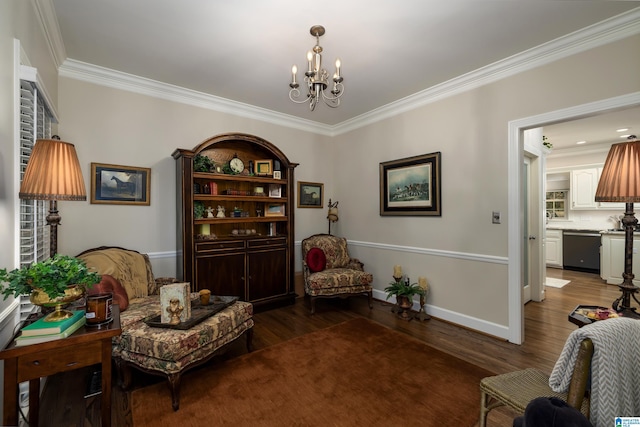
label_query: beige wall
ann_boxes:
[331,34,640,328]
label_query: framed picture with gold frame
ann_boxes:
[255,159,273,176]
[91,162,151,205]
[265,203,285,217]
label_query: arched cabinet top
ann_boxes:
[172,132,298,170]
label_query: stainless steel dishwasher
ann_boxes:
[562,230,601,273]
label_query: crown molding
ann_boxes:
[333,7,640,135]
[50,6,640,136]
[34,0,66,68]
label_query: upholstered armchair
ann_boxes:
[301,234,374,314]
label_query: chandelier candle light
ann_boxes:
[289,25,344,111]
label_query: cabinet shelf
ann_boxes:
[195,216,287,224]
[194,172,286,185]
[194,195,287,203]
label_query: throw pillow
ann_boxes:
[306,247,327,272]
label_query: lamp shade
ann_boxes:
[327,206,339,222]
[19,139,87,201]
[595,140,640,203]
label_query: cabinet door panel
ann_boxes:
[196,252,246,300]
[247,248,287,301]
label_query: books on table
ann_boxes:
[20,310,85,337]
[15,315,86,346]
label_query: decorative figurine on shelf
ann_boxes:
[216,205,226,218]
[206,206,214,218]
[167,298,184,325]
[248,160,254,175]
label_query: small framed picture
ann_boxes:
[268,184,281,198]
[265,203,285,217]
[297,181,323,208]
[273,171,282,179]
[255,159,273,176]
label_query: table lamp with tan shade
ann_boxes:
[19,137,87,256]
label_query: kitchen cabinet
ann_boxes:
[600,232,640,286]
[173,133,298,310]
[569,167,636,211]
[570,168,599,210]
[545,229,563,267]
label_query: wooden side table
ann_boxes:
[0,305,121,427]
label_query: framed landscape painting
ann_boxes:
[379,152,441,216]
[91,163,151,205]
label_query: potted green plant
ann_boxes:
[384,279,426,318]
[0,254,101,320]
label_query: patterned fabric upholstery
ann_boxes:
[77,246,254,411]
[114,295,254,375]
[301,234,374,313]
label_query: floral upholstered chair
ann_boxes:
[301,234,374,314]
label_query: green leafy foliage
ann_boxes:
[194,154,215,172]
[384,280,426,300]
[0,254,101,300]
[194,201,205,219]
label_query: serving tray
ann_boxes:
[144,295,238,330]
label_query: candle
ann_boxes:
[291,65,297,84]
[418,277,428,290]
[335,58,341,77]
[393,265,402,277]
[307,51,313,73]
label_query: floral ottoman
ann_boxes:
[113,295,254,410]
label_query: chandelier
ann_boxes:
[289,25,344,111]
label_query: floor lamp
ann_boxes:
[594,135,640,315]
[19,138,87,256]
[327,199,339,235]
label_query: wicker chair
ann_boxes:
[479,338,593,427]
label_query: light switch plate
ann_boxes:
[492,211,501,224]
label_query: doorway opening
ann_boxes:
[507,92,640,344]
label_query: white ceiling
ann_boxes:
[49,0,640,128]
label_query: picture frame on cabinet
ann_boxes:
[297,181,323,208]
[379,152,441,216]
[268,184,281,198]
[255,159,273,176]
[91,162,151,205]
[265,203,285,217]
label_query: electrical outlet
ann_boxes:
[492,211,501,224]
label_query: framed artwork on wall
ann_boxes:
[91,163,151,205]
[379,152,441,216]
[297,181,323,208]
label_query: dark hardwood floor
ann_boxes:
[35,268,620,426]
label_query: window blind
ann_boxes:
[18,79,54,321]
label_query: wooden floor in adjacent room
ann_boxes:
[36,268,620,427]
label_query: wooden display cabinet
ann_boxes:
[173,133,298,310]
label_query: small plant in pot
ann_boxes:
[384,279,426,319]
[0,254,101,321]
